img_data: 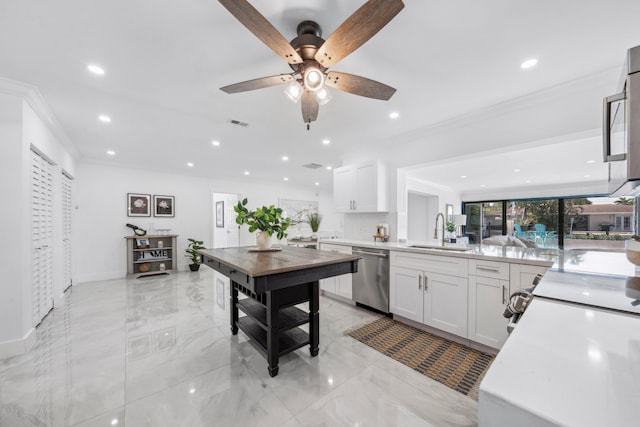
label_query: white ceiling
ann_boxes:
[1,0,639,194]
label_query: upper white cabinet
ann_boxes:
[333,160,387,213]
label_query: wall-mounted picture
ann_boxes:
[128,193,151,217]
[446,204,454,222]
[154,195,175,217]
[216,201,224,227]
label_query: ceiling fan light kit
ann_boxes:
[218,0,405,128]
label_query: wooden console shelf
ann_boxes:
[125,234,178,278]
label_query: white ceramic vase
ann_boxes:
[256,231,273,250]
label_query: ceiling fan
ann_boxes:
[218,0,405,129]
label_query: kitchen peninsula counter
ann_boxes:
[318,238,556,268]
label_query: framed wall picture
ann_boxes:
[154,195,175,217]
[446,204,454,222]
[128,193,151,217]
[216,201,224,227]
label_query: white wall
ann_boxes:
[0,88,77,358]
[74,163,337,282]
[407,192,431,241]
[395,174,462,242]
[0,93,29,351]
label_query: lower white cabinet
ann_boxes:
[468,275,510,349]
[390,252,469,338]
[468,259,511,349]
[511,264,548,291]
[319,243,353,299]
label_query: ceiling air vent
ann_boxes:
[302,163,323,169]
[229,119,249,127]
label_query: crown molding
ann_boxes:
[0,76,80,159]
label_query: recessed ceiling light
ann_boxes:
[283,177,289,181]
[389,111,399,119]
[584,174,591,178]
[314,182,320,186]
[187,162,194,167]
[460,175,467,179]
[521,58,538,69]
[526,180,532,183]
[106,150,115,156]
[211,140,220,147]
[282,156,289,161]
[326,166,332,170]
[322,139,330,145]
[244,171,250,175]
[87,64,105,75]
[586,159,595,164]
[98,115,111,123]
[513,168,521,172]
[480,184,486,187]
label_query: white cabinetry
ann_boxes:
[319,243,353,299]
[510,264,548,291]
[333,160,387,212]
[468,259,510,349]
[390,252,468,337]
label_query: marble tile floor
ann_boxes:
[0,268,477,426]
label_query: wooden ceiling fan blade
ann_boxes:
[326,71,396,100]
[314,0,404,68]
[220,74,294,94]
[218,0,303,65]
[301,90,319,123]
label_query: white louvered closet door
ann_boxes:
[31,150,54,326]
[62,172,72,291]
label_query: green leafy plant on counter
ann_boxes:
[185,238,205,266]
[233,198,291,239]
[306,212,323,233]
[446,221,456,233]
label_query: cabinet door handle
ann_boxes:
[477,266,500,273]
[502,285,507,304]
[418,274,422,290]
[353,200,357,210]
[424,274,428,292]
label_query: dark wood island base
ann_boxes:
[199,246,359,377]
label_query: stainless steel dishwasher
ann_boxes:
[351,247,390,313]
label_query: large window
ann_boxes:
[463,196,636,249]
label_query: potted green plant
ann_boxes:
[234,198,291,249]
[446,221,457,243]
[306,212,322,237]
[185,238,205,271]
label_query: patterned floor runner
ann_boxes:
[345,317,495,401]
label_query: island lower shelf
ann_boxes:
[236,297,310,357]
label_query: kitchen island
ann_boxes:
[198,246,360,377]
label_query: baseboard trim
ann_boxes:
[0,328,35,360]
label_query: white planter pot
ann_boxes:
[256,231,273,250]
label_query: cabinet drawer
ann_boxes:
[391,251,468,277]
[320,243,352,254]
[469,259,509,280]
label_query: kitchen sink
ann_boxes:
[408,244,471,252]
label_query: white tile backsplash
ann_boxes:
[343,212,397,241]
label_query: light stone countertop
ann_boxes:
[319,238,640,276]
[478,297,640,426]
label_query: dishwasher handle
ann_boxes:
[352,249,388,258]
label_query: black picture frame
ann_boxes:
[154,195,175,217]
[127,193,151,217]
[216,201,224,228]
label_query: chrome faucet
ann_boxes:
[434,212,445,246]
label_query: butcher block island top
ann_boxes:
[198,246,361,294]
[198,245,361,377]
